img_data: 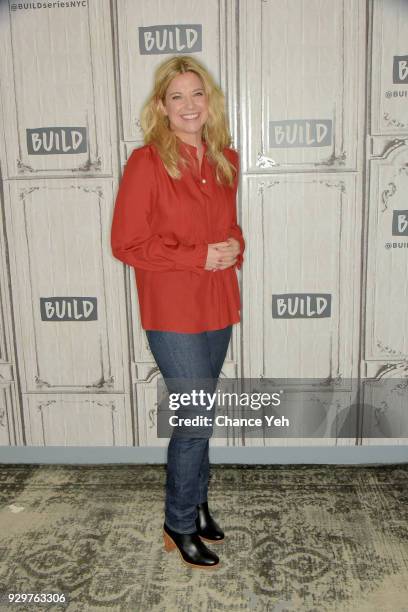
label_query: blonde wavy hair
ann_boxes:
[140,55,237,187]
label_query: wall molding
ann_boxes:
[0,445,406,465]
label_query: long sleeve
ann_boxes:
[228,151,245,270]
[111,146,208,272]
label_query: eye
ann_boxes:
[171,95,181,100]
[194,92,204,96]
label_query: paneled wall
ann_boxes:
[362,0,408,447]
[0,0,131,446]
[0,0,406,451]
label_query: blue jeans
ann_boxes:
[146,325,232,534]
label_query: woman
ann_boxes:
[110,55,245,569]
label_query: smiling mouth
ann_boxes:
[181,113,200,120]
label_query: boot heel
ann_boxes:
[163,529,176,552]
[162,523,220,568]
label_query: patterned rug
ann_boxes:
[0,463,407,611]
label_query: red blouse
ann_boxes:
[110,138,245,333]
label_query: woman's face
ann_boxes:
[159,71,209,141]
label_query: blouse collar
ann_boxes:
[176,136,207,156]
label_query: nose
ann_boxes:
[184,96,197,110]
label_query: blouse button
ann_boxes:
[202,179,206,184]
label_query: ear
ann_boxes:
[157,98,167,116]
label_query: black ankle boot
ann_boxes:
[163,522,220,568]
[196,502,225,542]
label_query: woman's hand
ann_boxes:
[204,237,241,271]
